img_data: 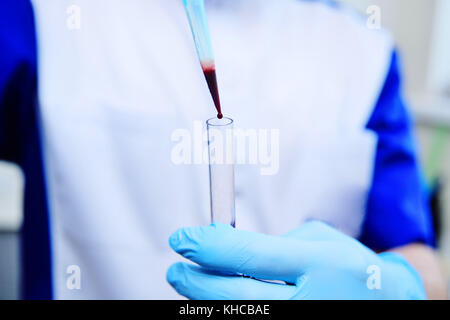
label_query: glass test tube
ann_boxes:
[206,117,236,227]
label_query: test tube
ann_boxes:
[207,117,236,227]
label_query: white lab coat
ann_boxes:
[30,0,393,299]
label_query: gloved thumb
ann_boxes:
[169,223,316,283]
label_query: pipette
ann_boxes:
[183,0,223,119]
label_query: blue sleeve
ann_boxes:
[359,51,435,251]
[0,0,37,164]
[0,1,53,300]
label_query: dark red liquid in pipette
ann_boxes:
[202,64,223,119]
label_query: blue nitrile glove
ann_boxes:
[167,221,426,300]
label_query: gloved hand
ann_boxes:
[167,221,426,300]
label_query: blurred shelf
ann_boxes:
[410,94,450,129]
[0,161,24,232]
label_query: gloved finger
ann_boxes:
[282,220,348,242]
[169,223,316,283]
[167,262,298,300]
